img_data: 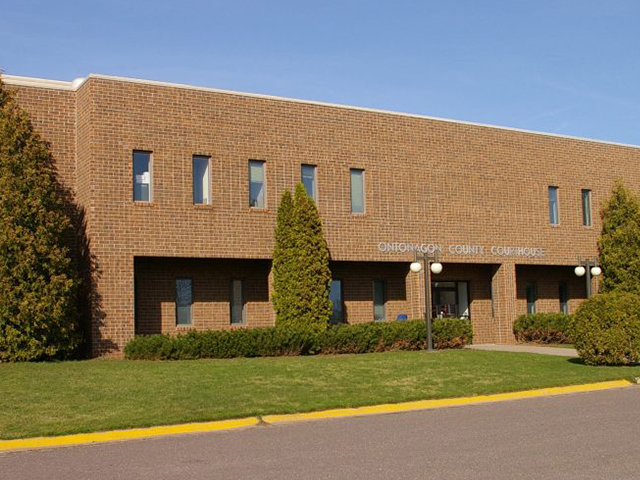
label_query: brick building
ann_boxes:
[5,73,640,356]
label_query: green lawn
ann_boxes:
[2,349,639,440]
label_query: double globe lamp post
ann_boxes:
[410,252,443,352]
[574,258,602,298]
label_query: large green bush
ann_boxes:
[569,292,640,365]
[513,313,572,344]
[124,318,473,360]
[0,76,80,361]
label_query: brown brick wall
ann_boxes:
[6,75,640,355]
[135,257,273,335]
[329,261,410,324]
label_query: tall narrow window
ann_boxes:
[133,151,151,202]
[249,160,265,208]
[582,189,592,226]
[559,282,569,314]
[373,280,386,322]
[230,279,245,324]
[330,279,343,323]
[175,278,192,325]
[350,169,365,213]
[193,156,210,205]
[301,164,317,201]
[526,282,537,314]
[548,186,559,225]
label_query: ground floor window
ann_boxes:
[230,279,245,324]
[373,280,386,321]
[432,281,470,319]
[176,278,192,325]
[559,282,569,314]
[330,279,343,323]
[526,282,537,314]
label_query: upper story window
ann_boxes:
[133,151,152,202]
[350,168,365,214]
[548,186,559,225]
[582,189,592,226]
[249,160,265,208]
[193,156,211,205]
[301,164,317,201]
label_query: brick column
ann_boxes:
[491,262,517,344]
[90,253,136,357]
[406,266,423,319]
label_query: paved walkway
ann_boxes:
[466,344,578,357]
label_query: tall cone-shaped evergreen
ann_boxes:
[272,184,332,333]
[598,181,640,294]
[272,190,297,324]
[0,76,80,361]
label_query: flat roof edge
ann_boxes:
[4,73,640,150]
[2,75,75,91]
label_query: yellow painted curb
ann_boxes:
[262,380,633,424]
[0,380,632,452]
[0,417,259,453]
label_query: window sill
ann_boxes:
[133,201,157,207]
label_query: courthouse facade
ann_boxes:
[5,73,640,356]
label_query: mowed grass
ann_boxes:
[2,349,639,440]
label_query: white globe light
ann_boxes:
[574,266,586,277]
[430,262,443,275]
[410,262,423,273]
[590,266,602,277]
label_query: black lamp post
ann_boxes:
[410,251,443,351]
[574,257,602,298]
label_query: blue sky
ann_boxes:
[2,0,639,144]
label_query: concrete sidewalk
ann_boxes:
[466,344,579,357]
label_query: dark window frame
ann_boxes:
[229,278,246,325]
[350,168,365,214]
[301,164,317,201]
[548,186,559,225]
[192,155,211,205]
[133,150,153,203]
[582,189,592,227]
[248,160,266,209]
[373,279,386,322]
[175,277,193,326]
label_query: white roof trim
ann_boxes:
[4,73,640,150]
[2,75,75,91]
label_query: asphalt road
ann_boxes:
[3,386,640,480]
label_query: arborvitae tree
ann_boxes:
[272,184,332,333]
[272,190,297,325]
[598,181,640,294]
[0,76,80,361]
[289,183,332,333]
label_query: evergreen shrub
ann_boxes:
[569,292,640,365]
[0,76,80,361]
[513,313,572,344]
[124,318,473,360]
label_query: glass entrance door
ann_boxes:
[432,281,470,319]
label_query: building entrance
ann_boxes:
[432,281,470,319]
